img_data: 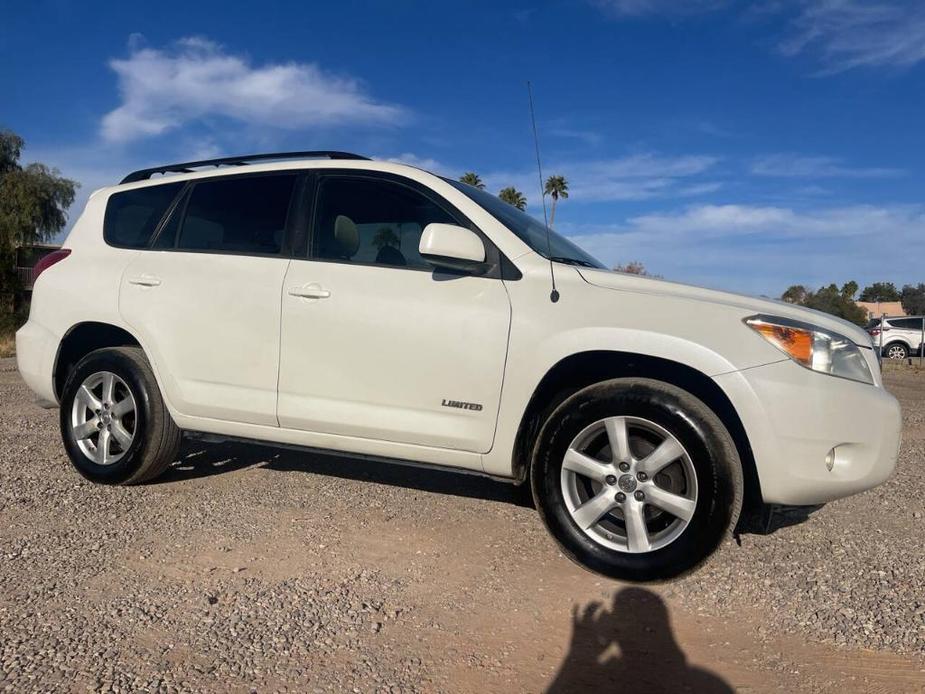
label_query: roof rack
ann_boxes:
[120,151,371,184]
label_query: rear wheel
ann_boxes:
[885,342,908,360]
[60,347,181,484]
[531,378,743,582]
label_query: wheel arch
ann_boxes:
[53,321,143,400]
[511,350,763,512]
[882,340,910,355]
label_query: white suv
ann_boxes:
[17,152,902,581]
[867,316,925,360]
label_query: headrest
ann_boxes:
[334,215,359,257]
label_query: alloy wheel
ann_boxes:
[560,416,698,553]
[70,371,137,465]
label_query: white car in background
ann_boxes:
[867,316,925,360]
[16,152,902,581]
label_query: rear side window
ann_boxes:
[174,174,295,255]
[104,183,183,248]
[891,318,924,330]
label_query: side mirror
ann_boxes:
[419,223,487,272]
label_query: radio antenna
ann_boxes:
[527,81,559,303]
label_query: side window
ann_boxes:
[175,174,296,254]
[312,177,458,269]
[104,182,184,248]
[893,318,923,330]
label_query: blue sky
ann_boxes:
[3,0,924,295]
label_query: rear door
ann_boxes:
[277,173,512,452]
[119,172,299,425]
[891,318,925,352]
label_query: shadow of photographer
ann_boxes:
[548,587,732,693]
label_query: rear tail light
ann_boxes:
[32,248,71,285]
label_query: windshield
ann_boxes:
[446,179,606,269]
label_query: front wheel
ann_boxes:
[59,346,181,485]
[531,378,743,582]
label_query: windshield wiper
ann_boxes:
[548,256,597,268]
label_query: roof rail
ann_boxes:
[120,151,371,184]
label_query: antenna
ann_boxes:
[527,81,559,303]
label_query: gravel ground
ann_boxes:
[1,357,924,692]
[674,366,925,657]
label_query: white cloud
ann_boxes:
[483,153,720,204]
[384,153,452,176]
[566,202,925,294]
[591,0,729,18]
[102,36,405,143]
[780,0,925,73]
[750,153,902,178]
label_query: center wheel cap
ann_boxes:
[617,474,637,493]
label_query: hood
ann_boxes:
[577,268,873,347]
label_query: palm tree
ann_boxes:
[459,172,485,189]
[544,175,569,228]
[498,186,527,210]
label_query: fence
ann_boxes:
[15,266,33,291]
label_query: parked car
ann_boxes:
[867,316,925,360]
[16,152,902,581]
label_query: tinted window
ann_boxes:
[104,183,183,248]
[175,175,295,254]
[312,177,458,269]
[891,318,924,330]
[446,178,606,269]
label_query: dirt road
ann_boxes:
[1,358,923,692]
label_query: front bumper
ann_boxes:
[714,359,902,505]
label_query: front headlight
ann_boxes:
[744,314,874,385]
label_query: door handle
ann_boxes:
[288,284,331,300]
[128,275,161,287]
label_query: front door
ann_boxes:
[277,173,511,453]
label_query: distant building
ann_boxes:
[856,301,906,321]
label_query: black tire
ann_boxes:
[60,346,181,485]
[531,378,743,582]
[884,342,908,360]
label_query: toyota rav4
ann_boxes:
[16,152,902,581]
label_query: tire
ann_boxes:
[884,342,909,360]
[530,378,743,582]
[59,346,181,485]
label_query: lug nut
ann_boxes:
[605,474,617,485]
[615,492,626,503]
[634,490,645,501]
[637,472,648,482]
[618,462,630,472]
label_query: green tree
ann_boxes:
[781,285,808,305]
[859,282,901,303]
[781,282,867,326]
[900,283,925,315]
[498,186,527,210]
[543,174,569,228]
[0,129,77,302]
[459,172,485,190]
